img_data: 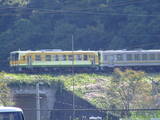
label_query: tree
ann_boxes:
[106,68,152,110]
[1,0,160,70]
[0,82,13,106]
[0,0,29,6]
[0,72,14,106]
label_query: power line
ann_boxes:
[0,9,159,17]
[127,42,160,49]
[0,0,154,17]
[35,10,160,17]
[110,0,150,7]
[122,34,160,37]
[0,0,149,11]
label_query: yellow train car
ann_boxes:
[10,50,99,72]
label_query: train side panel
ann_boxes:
[10,50,99,72]
[100,50,160,68]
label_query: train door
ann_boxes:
[27,56,32,66]
[90,55,95,65]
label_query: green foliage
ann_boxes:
[0,72,59,85]
[0,81,14,106]
[1,71,160,110]
[1,0,29,6]
[58,74,97,89]
[0,0,160,69]
[120,110,160,120]
[0,72,111,107]
[106,68,152,110]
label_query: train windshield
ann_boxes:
[0,112,24,120]
[10,53,19,61]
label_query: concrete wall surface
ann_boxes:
[10,84,57,120]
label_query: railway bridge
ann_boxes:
[9,82,115,120]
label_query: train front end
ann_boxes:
[10,51,20,67]
[9,51,28,72]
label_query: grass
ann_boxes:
[0,72,109,87]
[1,72,160,109]
[0,72,111,107]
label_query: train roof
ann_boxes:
[10,49,160,54]
[102,49,160,53]
[0,107,23,113]
[10,50,97,54]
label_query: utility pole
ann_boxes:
[106,0,109,6]
[72,34,75,120]
[36,82,40,120]
[72,35,75,108]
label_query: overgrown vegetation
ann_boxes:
[0,73,14,106]
[0,80,14,106]
[1,70,160,111]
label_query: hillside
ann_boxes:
[0,0,160,70]
[1,71,160,109]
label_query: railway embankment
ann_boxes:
[0,72,111,120]
[0,71,160,120]
[0,72,112,107]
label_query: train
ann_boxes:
[9,49,160,72]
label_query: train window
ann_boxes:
[68,55,73,61]
[90,55,95,61]
[135,54,141,60]
[152,54,156,60]
[149,54,156,60]
[104,55,107,61]
[157,54,160,60]
[62,55,67,61]
[76,55,82,61]
[22,56,26,61]
[11,53,19,61]
[58,55,62,61]
[84,55,88,61]
[116,54,123,61]
[126,54,132,61]
[45,55,51,61]
[142,54,147,60]
[55,55,59,61]
[35,55,41,61]
[53,55,55,61]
